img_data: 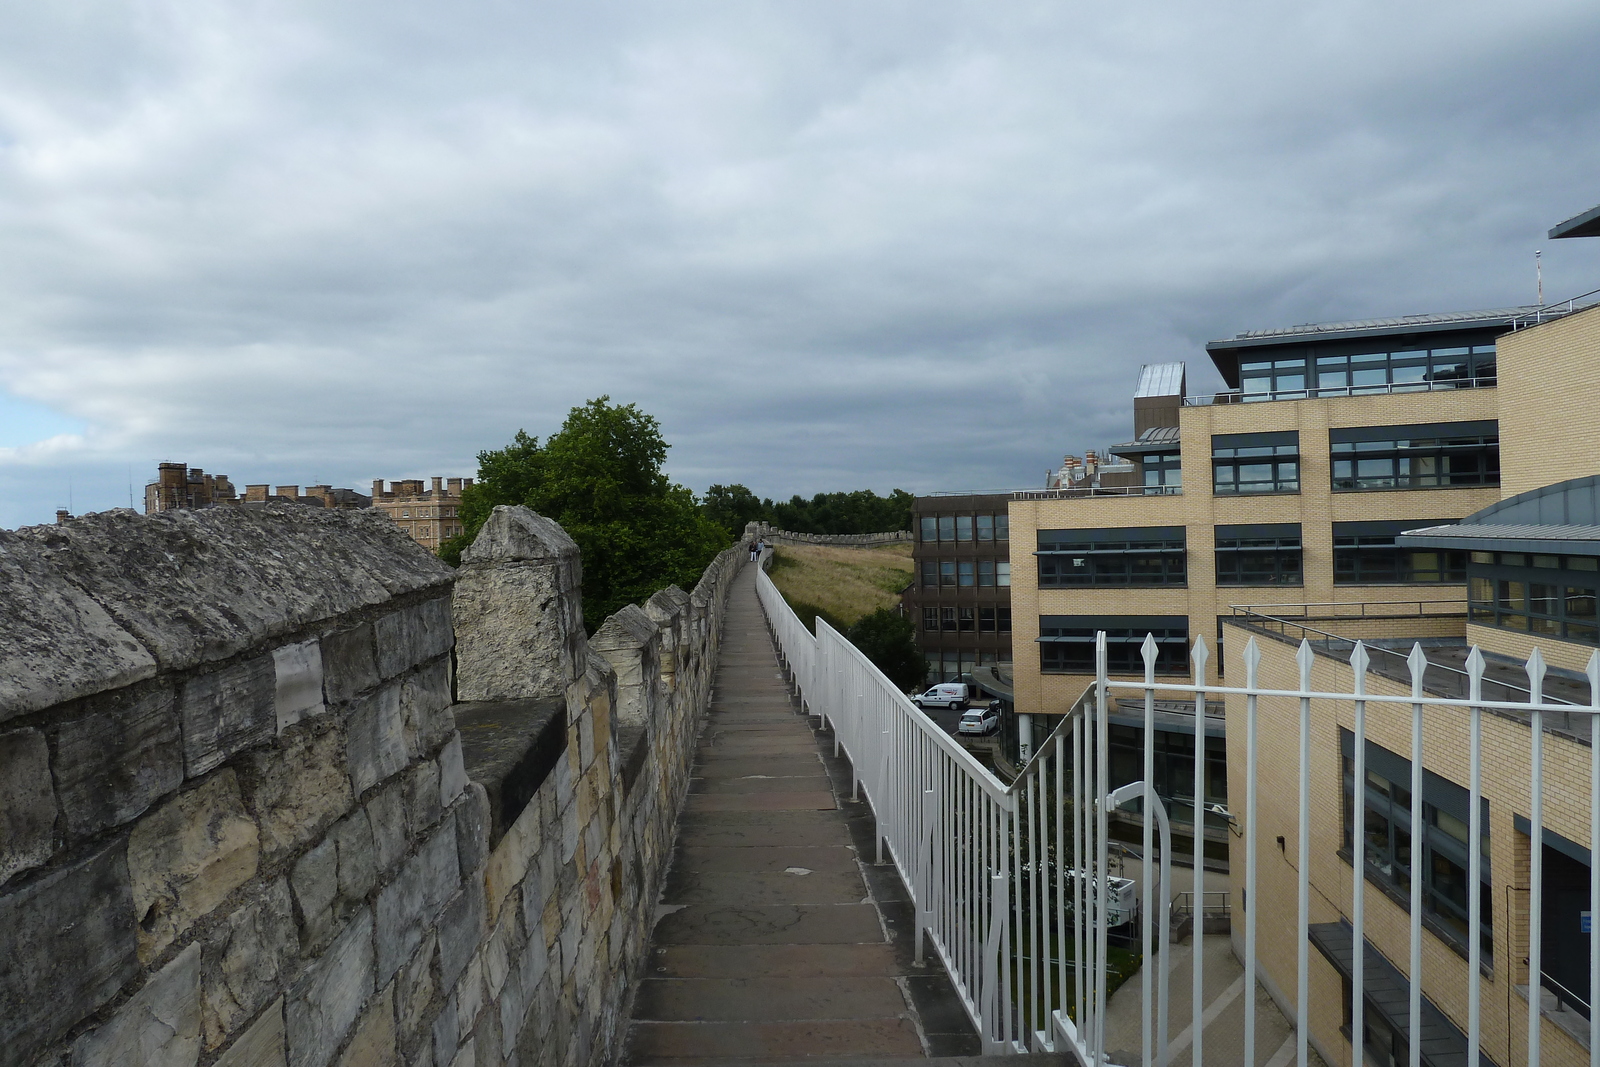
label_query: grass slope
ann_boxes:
[766,543,913,634]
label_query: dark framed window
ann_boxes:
[938,516,955,542]
[977,515,994,541]
[1142,451,1182,494]
[939,561,957,587]
[1334,521,1466,584]
[920,516,937,542]
[998,607,1011,633]
[1037,527,1186,587]
[958,561,975,587]
[959,607,975,632]
[957,516,973,541]
[995,514,1010,541]
[1340,729,1492,959]
[978,560,995,587]
[1239,342,1497,402]
[1212,431,1299,494]
[1468,551,1600,644]
[997,561,1011,587]
[979,607,996,632]
[1330,421,1500,491]
[940,607,957,632]
[1215,523,1303,586]
[921,561,938,588]
[922,607,939,632]
[1038,615,1188,674]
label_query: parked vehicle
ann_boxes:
[911,682,969,710]
[956,701,1001,735]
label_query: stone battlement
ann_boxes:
[0,503,749,1067]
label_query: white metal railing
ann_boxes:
[757,562,1600,1065]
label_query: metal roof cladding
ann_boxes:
[1108,425,1181,455]
[1133,362,1185,398]
[1207,306,1544,351]
[1550,202,1600,240]
[1397,475,1600,555]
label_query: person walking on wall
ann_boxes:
[749,539,761,563]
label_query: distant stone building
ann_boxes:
[144,462,237,513]
[144,462,370,515]
[371,476,472,551]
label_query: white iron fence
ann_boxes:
[755,563,1600,1066]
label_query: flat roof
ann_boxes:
[1550,202,1600,240]
[1207,305,1536,352]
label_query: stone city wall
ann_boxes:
[0,504,747,1067]
[744,521,911,548]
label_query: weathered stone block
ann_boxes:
[0,839,138,1067]
[374,597,453,681]
[455,957,485,1034]
[448,1036,475,1067]
[439,734,467,808]
[72,942,202,1067]
[285,907,374,1067]
[333,983,394,1067]
[374,820,459,985]
[365,784,407,875]
[437,878,486,990]
[455,784,490,881]
[348,685,407,797]
[214,997,287,1067]
[431,997,459,1067]
[291,837,339,953]
[321,624,378,706]
[0,727,56,886]
[0,524,156,723]
[331,809,377,905]
[395,931,437,1047]
[404,760,442,838]
[401,660,454,759]
[273,640,326,733]
[201,877,295,1050]
[52,686,183,837]
[242,723,351,860]
[452,508,583,704]
[180,656,275,778]
[129,769,261,961]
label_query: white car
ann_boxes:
[911,683,970,710]
[957,703,1001,735]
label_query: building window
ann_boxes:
[1334,521,1465,584]
[977,515,994,541]
[996,514,1009,541]
[922,607,939,632]
[997,561,1011,587]
[979,607,996,632]
[401,508,410,517]
[1142,451,1182,494]
[940,561,957,587]
[921,561,938,589]
[959,607,975,632]
[1340,729,1492,959]
[1039,616,1188,674]
[938,516,955,541]
[998,607,1011,633]
[1215,523,1303,586]
[1037,527,1186,587]
[921,517,937,542]
[958,561,975,587]
[941,607,957,632]
[1212,431,1299,494]
[1240,343,1497,401]
[978,560,995,587]
[957,516,973,541]
[1468,551,1600,643]
[1330,421,1500,491]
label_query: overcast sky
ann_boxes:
[3,1,1600,529]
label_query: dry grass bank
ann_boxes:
[767,542,913,632]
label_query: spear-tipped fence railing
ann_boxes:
[756,559,1600,1065]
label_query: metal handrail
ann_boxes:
[1184,376,1499,407]
[1508,287,1600,329]
[1229,600,1469,619]
[1013,485,1182,501]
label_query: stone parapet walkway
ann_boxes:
[621,564,982,1064]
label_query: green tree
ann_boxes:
[844,608,926,691]
[767,489,913,534]
[440,398,731,633]
[701,483,769,540]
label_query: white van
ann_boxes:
[911,683,969,710]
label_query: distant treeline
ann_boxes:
[701,485,913,540]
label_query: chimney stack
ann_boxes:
[432,476,444,495]
[55,509,69,525]
[276,485,300,500]
[447,478,463,494]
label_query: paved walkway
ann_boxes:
[622,565,978,1064]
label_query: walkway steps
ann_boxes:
[622,564,994,1064]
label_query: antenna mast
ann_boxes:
[1537,249,1544,306]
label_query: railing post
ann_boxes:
[1190,636,1210,1067]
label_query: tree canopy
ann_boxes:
[439,398,729,632]
[845,608,926,691]
[700,486,913,540]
